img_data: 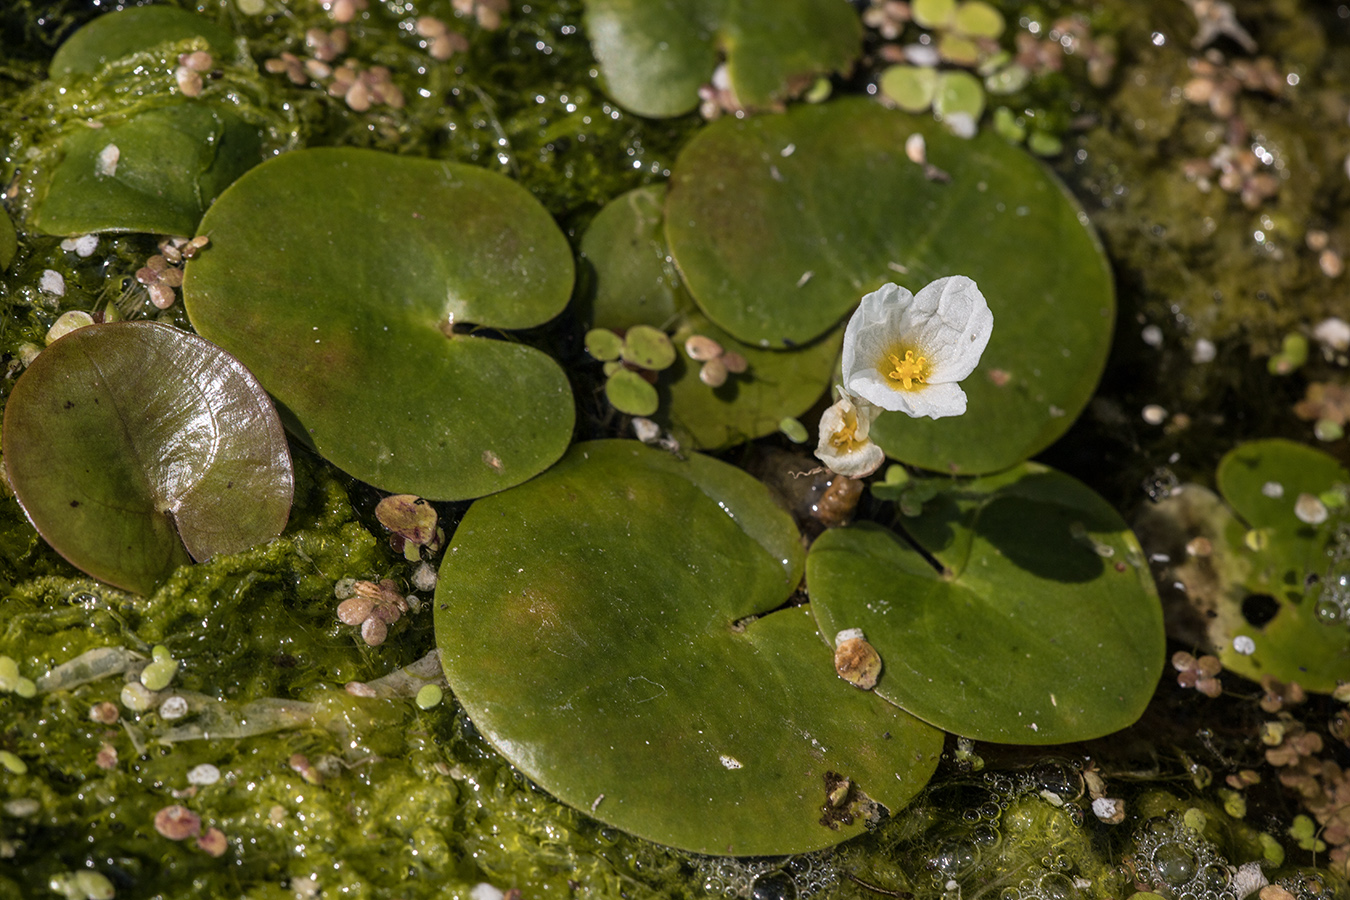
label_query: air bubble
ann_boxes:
[1037,871,1077,900]
[1153,842,1199,885]
[750,870,797,900]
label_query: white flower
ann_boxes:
[841,277,993,419]
[815,388,885,478]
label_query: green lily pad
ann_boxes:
[32,103,263,237]
[435,440,942,855]
[933,69,985,123]
[953,1,1005,39]
[582,186,840,449]
[808,462,1164,744]
[665,99,1115,473]
[1,322,293,596]
[582,0,862,118]
[880,65,939,113]
[183,147,575,501]
[49,6,236,77]
[1211,439,1350,691]
[585,328,625,362]
[621,324,676,371]
[605,368,659,416]
[0,204,14,270]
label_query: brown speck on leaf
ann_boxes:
[835,637,882,690]
[818,771,856,829]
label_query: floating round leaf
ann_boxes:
[49,6,236,77]
[32,103,263,237]
[582,186,839,450]
[436,440,942,855]
[665,99,1114,473]
[585,328,624,362]
[933,70,985,124]
[808,462,1164,744]
[880,65,939,113]
[183,147,575,501]
[583,0,862,118]
[1,322,293,596]
[579,186,683,332]
[604,368,659,416]
[621,324,676,371]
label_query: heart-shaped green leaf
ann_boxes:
[581,186,840,449]
[32,103,263,237]
[1,322,293,596]
[665,99,1114,472]
[582,0,862,118]
[183,147,576,501]
[435,440,942,855]
[1209,440,1350,692]
[48,6,236,77]
[808,462,1164,744]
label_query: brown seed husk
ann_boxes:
[834,637,882,690]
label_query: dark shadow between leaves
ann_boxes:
[974,482,1110,584]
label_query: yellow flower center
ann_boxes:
[830,413,860,450]
[886,349,930,391]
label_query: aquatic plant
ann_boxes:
[2,0,1347,896]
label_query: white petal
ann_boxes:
[899,381,968,419]
[815,442,880,483]
[841,283,913,386]
[815,395,886,477]
[848,375,967,418]
[909,276,993,383]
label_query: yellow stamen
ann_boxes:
[886,350,929,391]
[830,415,859,449]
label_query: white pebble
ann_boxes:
[1295,492,1329,525]
[945,112,976,139]
[1191,338,1216,363]
[905,133,926,165]
[1261,481,1284,498]
[187,763,221,786]
[411,561,437,593]
[39,269,66,296]
[631,417,661,443]
[59,234,99,258]
[1141,324,1163,347]
[904,44,940,67]
[1091,797,1121,821]
[1314,317,1350,352]
[1233,635,1256,655]
[834,627,866,646]
[1141,404,1167,425]
[95,143,120,177]
[158,694,189,719]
